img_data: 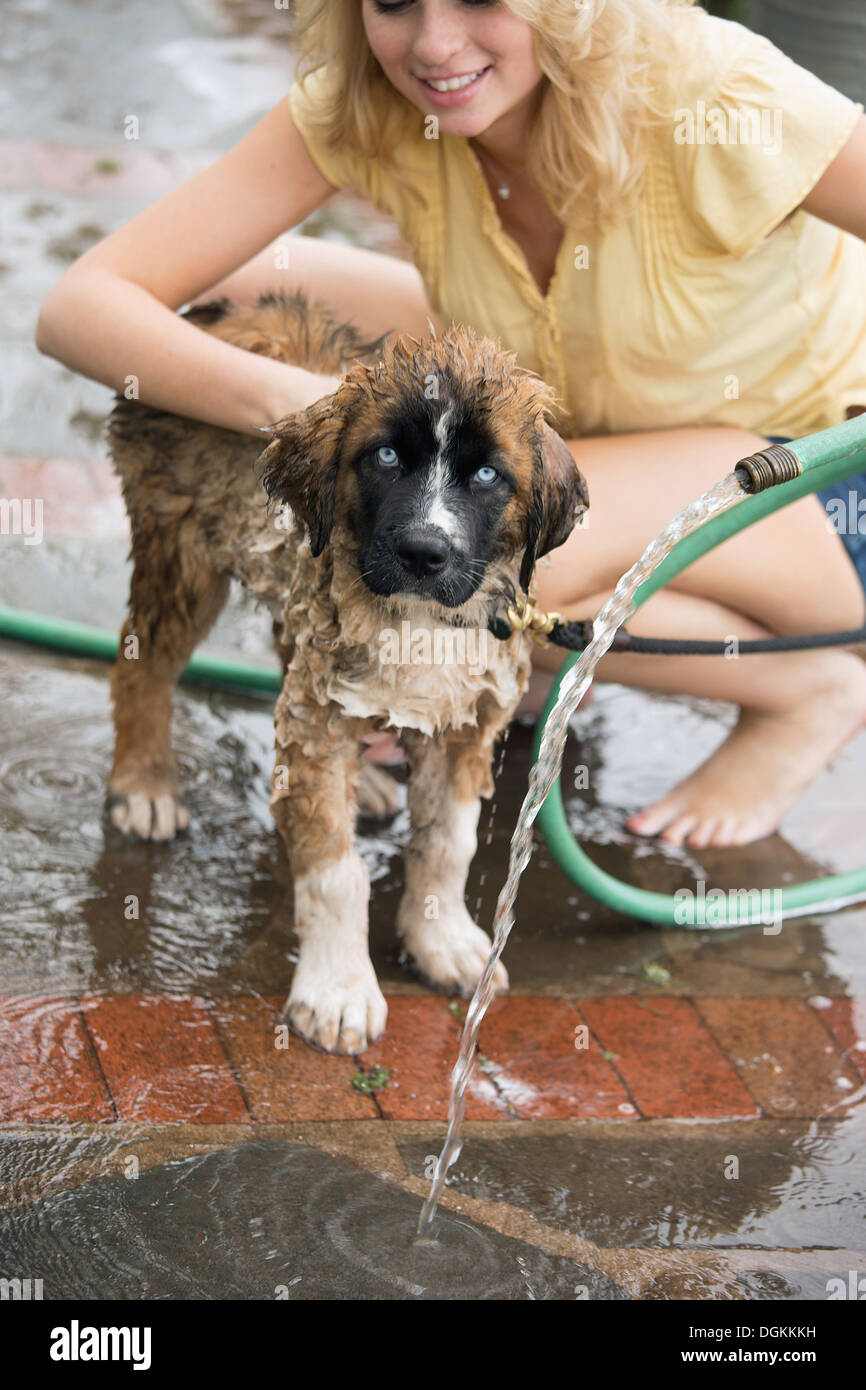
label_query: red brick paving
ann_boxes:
[579,997,760,1120]
[698,998,862,1117]
[362,996,508,1121]
[1,994,862,1124]
[0,995,113,1124]
[208,994,377,1122]
[478,996,634,1119]
[81,995,249,1124]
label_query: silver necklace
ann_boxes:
[471,139,525,200]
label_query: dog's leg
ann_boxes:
[396,716,510,995]
[270,704,387,1054]
[107,514,230,840]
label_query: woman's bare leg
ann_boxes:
[188,235,443,340]
[520,425,866,846]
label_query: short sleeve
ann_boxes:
[670,19,863,257]
[286,66,437,252]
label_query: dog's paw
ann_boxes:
[285,951,388,1055]
[106,779,189,841]
[357,761,403,819]
[398,905,508,996]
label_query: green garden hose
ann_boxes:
[532,412,866,926]
[0,606,282,695]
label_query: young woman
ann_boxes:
[36,0,866,849]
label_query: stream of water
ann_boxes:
[416,471,748,1238]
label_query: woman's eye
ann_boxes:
[474,465,499,484]
[376,446,400,468]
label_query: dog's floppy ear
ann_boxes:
[257,391,345,558]
[519,420,589,595]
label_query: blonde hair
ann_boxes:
[290,0,699,230]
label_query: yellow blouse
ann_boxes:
[287,8,866,441]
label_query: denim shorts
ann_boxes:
[765,435,866,599]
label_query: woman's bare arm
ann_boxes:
[800,113,866,240]
[35,97,341,435]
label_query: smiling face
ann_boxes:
[360,0,544,141]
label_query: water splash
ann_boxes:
[417,472,747,1235]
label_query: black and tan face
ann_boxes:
[348,389,526,607]
[258,325,588,610]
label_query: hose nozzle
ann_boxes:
[734,442,802,494]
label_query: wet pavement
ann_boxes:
[1,0,866,1301]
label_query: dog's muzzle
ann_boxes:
[395,526,451,579]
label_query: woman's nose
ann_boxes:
[409,0,472,68]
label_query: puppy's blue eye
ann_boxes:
[376,446,399,468]
[474,465,499,484]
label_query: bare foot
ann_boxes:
[626,656,866,847]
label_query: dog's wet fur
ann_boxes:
[105,291,588,1052]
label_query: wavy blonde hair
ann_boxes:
[290,0,700,229]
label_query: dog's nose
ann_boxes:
[396,530,450,576]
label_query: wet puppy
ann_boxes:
[106,291,588,1052]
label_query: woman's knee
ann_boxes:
[528,425,779,611]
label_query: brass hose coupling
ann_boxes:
[734,442,802,494]
[504,595,565,647]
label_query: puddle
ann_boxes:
[0,1140,623,1300]
[402,1112,866,1255]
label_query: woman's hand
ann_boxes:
[254,367,343,437]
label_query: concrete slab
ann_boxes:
[0,1138,625,1299]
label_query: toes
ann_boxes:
[288,1001,317,1041]
[338,997,370,1055]
[660,813,699,846]
[285,980,387,1055]
[367,991,388,1043]
[126,793,154,839]
[685,817,720,849]
[107,789,188,841]
[151,792,187,840]
[453,947,507,994]
[492,958,509,992]
[108,796,130,834]
[711,816,740,847]
[316,1009,341,1053]
[403,915,507,996]
[625,799,683,837]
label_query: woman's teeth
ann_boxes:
[424,69,487,92]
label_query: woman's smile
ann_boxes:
[414,64,493,105]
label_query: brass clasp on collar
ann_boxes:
[504,595,564,647]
